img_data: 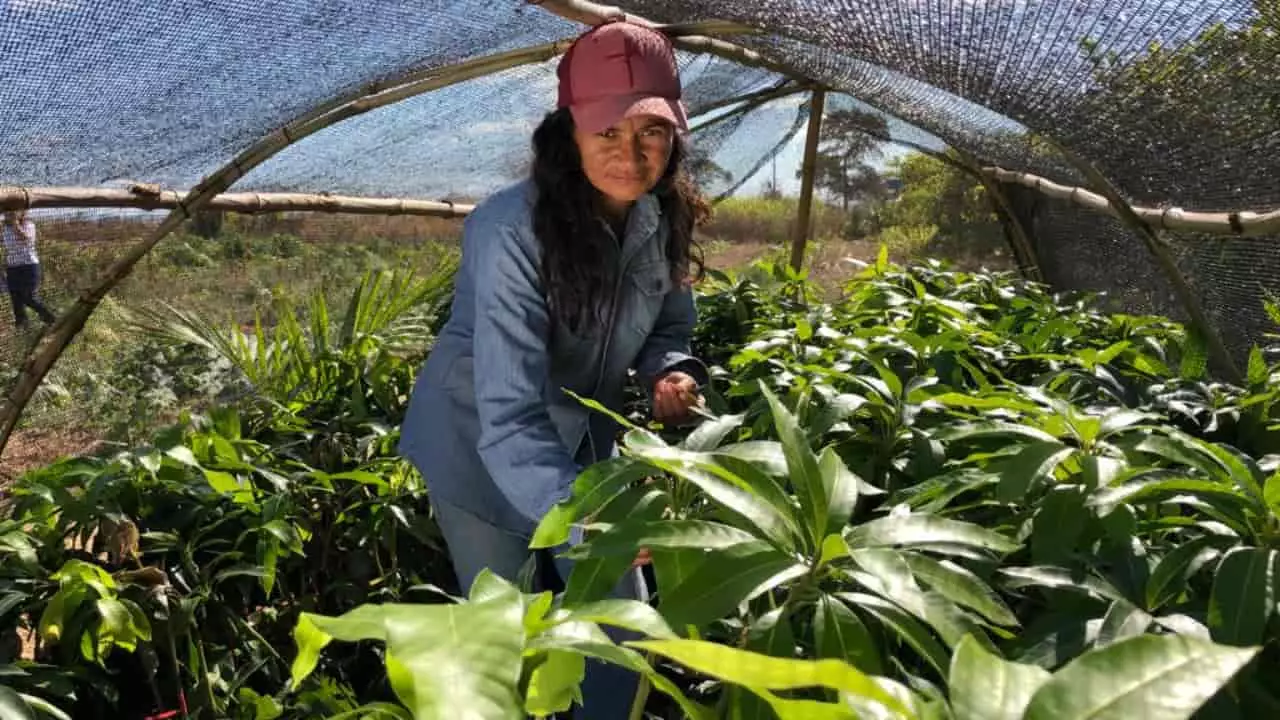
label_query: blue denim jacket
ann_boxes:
[398,179,707,535]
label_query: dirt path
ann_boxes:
[0,426,103,487]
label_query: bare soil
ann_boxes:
[0,425,103,487]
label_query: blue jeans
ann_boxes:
[430,498,649,719]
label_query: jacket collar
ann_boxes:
[605,192,660,268]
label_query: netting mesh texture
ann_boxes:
[2,0,1278,413]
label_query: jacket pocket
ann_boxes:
[621,258,672,337]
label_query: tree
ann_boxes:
[876,151,1003,254]
[798,107,891,211]
[1074,1,1278,204]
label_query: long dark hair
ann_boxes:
[530,108,708,335]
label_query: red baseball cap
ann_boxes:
[556,20,689,135]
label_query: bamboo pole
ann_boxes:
[980,167,1280,238]
[10,164,1278,242]
[688,79,802,123]
[789,90,826,273]
[1038,141,1243,384]
[687,82,811,135]
[951,149,1044,283]
[0,186,475,216]
[0,40,574,456]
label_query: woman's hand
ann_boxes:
[652,370,704,424]
[631,547,651,568]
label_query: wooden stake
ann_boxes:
[790,89,826,273]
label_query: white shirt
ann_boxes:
[2,220,39,267]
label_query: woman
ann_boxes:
[2,210,57,332]
[399,19,708,718]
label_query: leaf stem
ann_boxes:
[628,670,653,720]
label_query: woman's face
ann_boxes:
[574,115,674,216]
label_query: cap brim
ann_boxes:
[571,93,689,135]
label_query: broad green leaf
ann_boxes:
[819,447,861,539]
[561,556,632,606]
[1146,535,1226,610]
[934,421,1060,445]
[836,592,951,679]
[1208,547,1278,646]
[530,621,647,673]
[683,413,746,451]
[998,566,1127,603]
[715,440,789,477]
[650,548,707,604]
[0,687,36,720]
[904,554,1018,627]
[204,469,252,503]
[533,622,715,719]
[996,441,1075,503]
[1097,409,1156,438]
[733,606,801,720]
[291,572,527,719]
[1087,477,1251,517]
[562,485,669,604]
[531,456,654,549]
[927,392,1042,414]
[807,393,869,437]
[523,649,583,717]
[629,638,912,718]
[1081,454,1128,489]
[1094,598,1153,647]
[1030,485,1088,566]
[1194,440,1268,510]
[1247,346,1268,387]
[548,599,677,640]
[1022,634,1259,720]
[851,548,920,599]
[949,634,1049,720]
[1264,471,1280,516]
[1130,434,1265,511]
[657,541,806,629]
[761,383,828,552]
[849,560,984,650]
[565,519,761,559]
[164,444,200,467]
[848,514,1018,555]
[815,594,882,674]
[625,444,802,552]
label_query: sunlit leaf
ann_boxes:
[1022,634,1259,720]
[949,634,1049,720]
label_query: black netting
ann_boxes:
[236,50,792,199]
[0,0,579,188]
[629,0,1277,208]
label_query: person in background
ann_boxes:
[2,209,57,331]
[398,18,708,719]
